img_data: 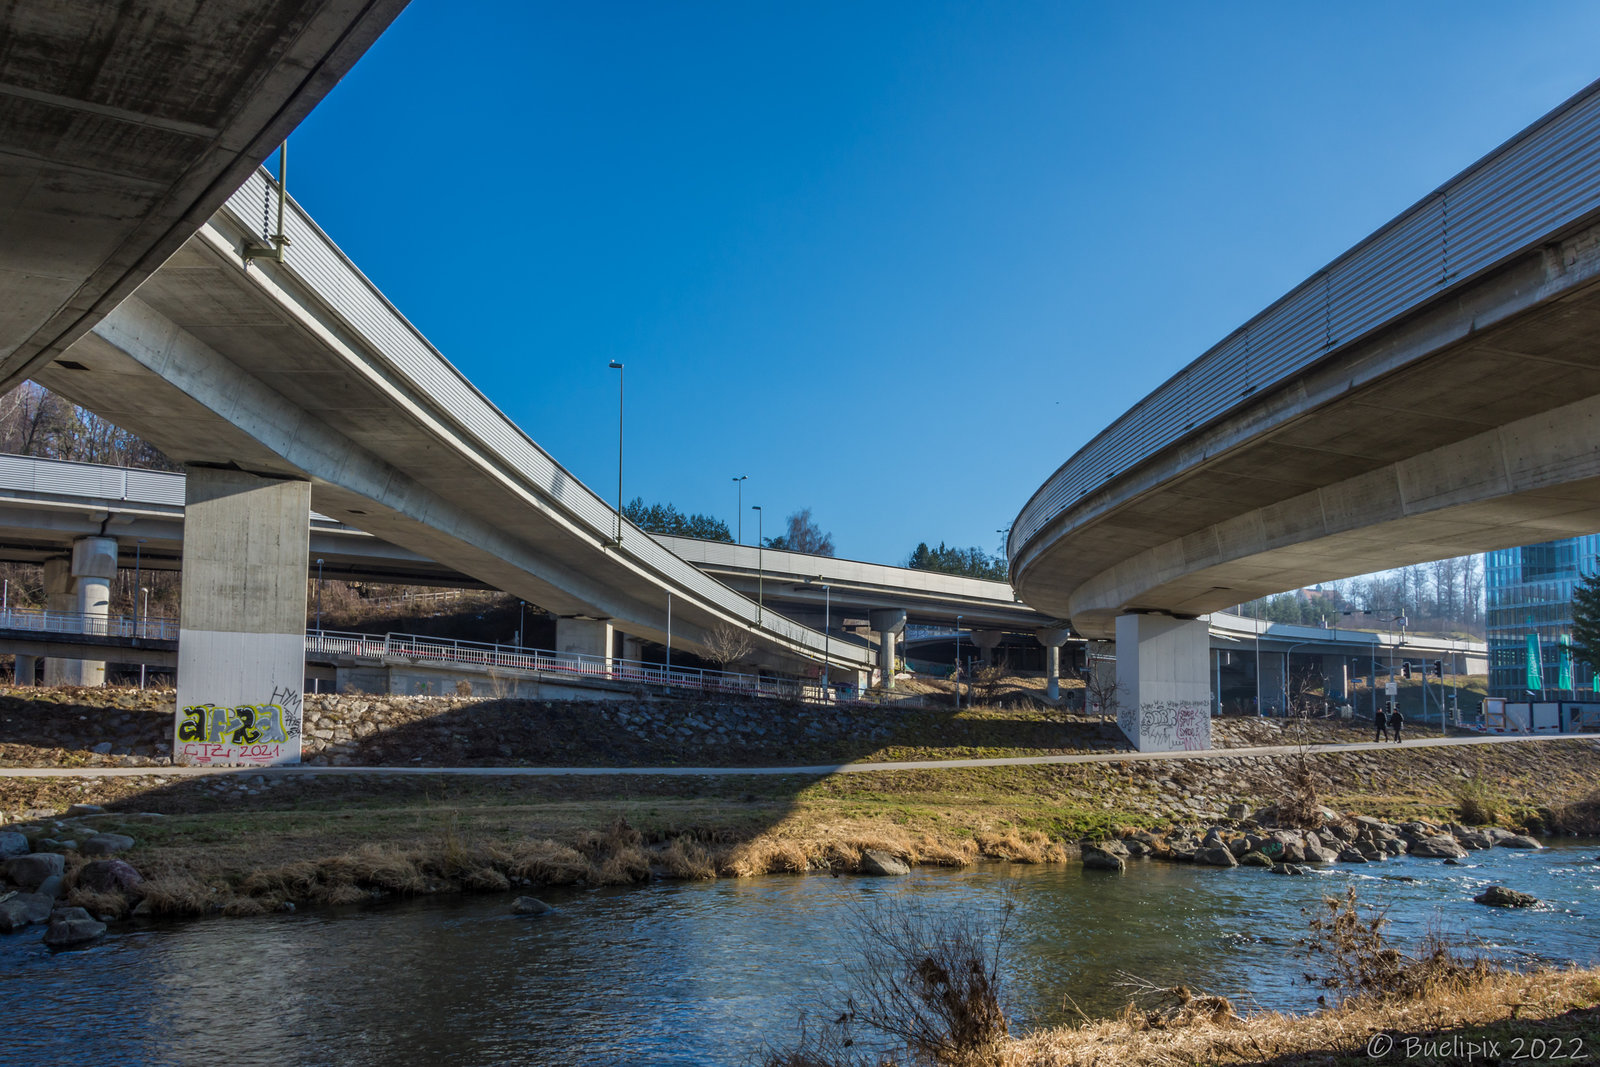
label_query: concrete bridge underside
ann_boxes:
[1016,218,1600,641]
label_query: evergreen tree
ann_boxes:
[620,497,732,542]
[903,540,1008,581]
[1570,570,1600,672]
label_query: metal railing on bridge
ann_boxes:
[0,607,178,641]
[306,629,824,702]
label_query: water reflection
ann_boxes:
[2,843,1595,1065]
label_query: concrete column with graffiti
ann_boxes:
[1113,612,1212,752]
[174,467,310,766]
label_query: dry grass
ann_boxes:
[66,886,129,919]
[659,836,717,880]
[975,830,1069,864]
[1003,967,1600,1066]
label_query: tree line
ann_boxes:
[1238,557,1485,636]
[0,382,179,470]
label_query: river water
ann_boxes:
[4,842,1597,1065]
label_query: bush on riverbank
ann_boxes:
[1546,787,1600,834]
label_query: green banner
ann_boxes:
[1526,633,1543,691]
[1560,634,1574,691]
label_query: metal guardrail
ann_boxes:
[0,608,178,641]
[305,628,819,701]
[219,174,871,671]
[1010,77,1600,561]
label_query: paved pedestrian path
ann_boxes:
[1,731,1594,779]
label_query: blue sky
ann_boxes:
[282,2,1600,565]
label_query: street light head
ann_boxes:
[733,474,746,482]
[751,504,761,511]
[608,361,623,370]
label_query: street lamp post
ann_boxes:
[1253,599,1263,716]
[139,587,149,689]
[820,581,830,699]
[132,539,143,637]
[751,506,763,624]
[955,614,963,709]
[608,361,624,544]
[315,558,324,632]
[1283,640,1314,716]
[732,475,747,544]
[518,600,526,650]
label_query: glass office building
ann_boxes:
[1485,535,1600,697]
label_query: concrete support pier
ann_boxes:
[174,467,310,766]
[40,537,117,686]
[971,629,1002,666]
[13,654,36,685]
[1036,627,1071,701]
[1114,613,1211,752]
[869,608,906,689]
[556,617,614,667]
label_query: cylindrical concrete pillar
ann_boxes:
[1036,626,1071,703]
[868,608,906,690]
[66,536,117,687]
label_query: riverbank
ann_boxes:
[1002,965,1600,1065]
[0,685,1458,770]
[0,686,1595,923]
[1,741,1596,922]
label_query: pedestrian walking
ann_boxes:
[1389,708,1404,743]
[1373,707,1389,742]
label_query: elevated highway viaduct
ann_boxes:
[1009,78,1600,750]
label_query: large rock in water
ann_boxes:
[511,896,552,916]
[1497,835,1543,850]
[1410,835,1468,859]
[859,850,910,876]
[1082,848,1126,873]
[1194,846,1238,867]
[1239,851,1274,867]
[43,915,106,947]
[5,853,65,890]
[0,892,55,933]
[1474,886,1539,908]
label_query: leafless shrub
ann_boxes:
[1303,885,1491,1000]
[1275,716,1324,830]
[762,896,1014,1066]
[1546,787,1600,834]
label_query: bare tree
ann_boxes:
[702,623,755,669]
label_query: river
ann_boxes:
[4,842,1597,1065]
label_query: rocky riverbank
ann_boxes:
[0,685,1445,770]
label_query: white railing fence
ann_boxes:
[0,607,178,641]
[306,629,830,702]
